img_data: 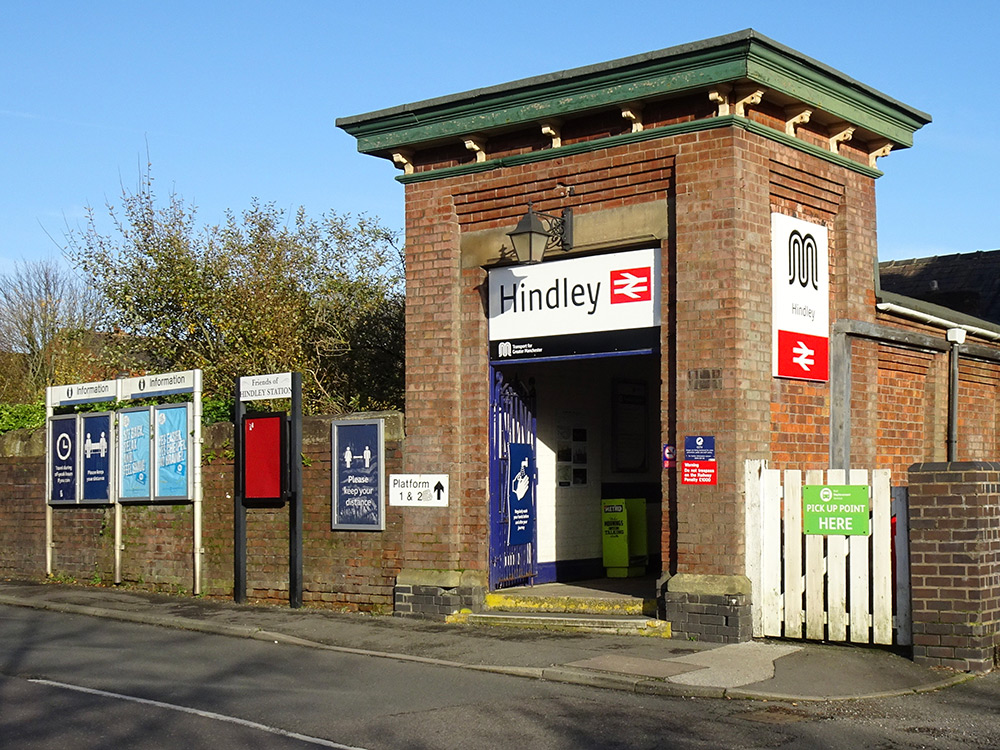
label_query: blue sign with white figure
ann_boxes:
[82,413,112,503]
[154,404,190,500]
[119,408,151,500]
[332,420,384,530]
[507,443,534,546]
[49,415,78,504]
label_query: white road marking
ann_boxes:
[29,678,368,749]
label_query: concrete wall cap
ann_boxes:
[666,573,752,595]
[397,569,465,589]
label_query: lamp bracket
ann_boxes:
[531,205,573,253]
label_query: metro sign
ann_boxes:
[772,214,830,382]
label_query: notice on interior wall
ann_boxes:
[612,380,648,473]
[556,414,588,487]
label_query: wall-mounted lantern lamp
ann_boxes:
[506,204,573,264]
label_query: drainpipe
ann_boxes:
[947,328,966,462]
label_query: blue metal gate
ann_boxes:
[489,366,537,590]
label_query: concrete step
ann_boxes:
[484,590,658,617]
[447,610,671,637]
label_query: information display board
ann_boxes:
[331,419,385,531]
[243,413,288,501]
[49,414,79,505]
[81,412,114,504]
[119,407,152,502]
[153,403,193,502]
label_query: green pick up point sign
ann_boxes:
[803,485,870,536]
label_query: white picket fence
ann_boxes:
[745,461,910,645]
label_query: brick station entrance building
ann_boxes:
[339,30,1000,643]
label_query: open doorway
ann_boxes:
[493,353,661,585]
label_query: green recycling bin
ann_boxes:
[601,498,648,578]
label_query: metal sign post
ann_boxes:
[234,372,302,608]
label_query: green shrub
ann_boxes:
[0,403,46,434]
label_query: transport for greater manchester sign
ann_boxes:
[803,484,870,535]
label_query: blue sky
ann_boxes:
[2,1,997,277]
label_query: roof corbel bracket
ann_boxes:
[621,103,644,133]
[828,122,856,153]
[541,121,562,149]
[733,87,765,118]
[708,85,732,117]
[784,105,812,136]
[868,139,893,168]
[464,136,487,163]
[392,150,414,175]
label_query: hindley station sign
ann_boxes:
[488,248,661,362]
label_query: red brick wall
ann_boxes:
[401,119,997,582]
[672,128,771,577]
[908,462,1000,671]
[402,139,678,577]
[0,451,47,578]
[0,415,404,612]
[958,358,1000,460]
[401,183,470,573]
[876,345,938,476]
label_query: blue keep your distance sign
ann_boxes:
[334,421,381,528]
[82,413,112,503]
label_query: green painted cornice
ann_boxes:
[744,42,926,148]
[338,30,930,158]
[394,115,883,185]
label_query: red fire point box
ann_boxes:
[243,415,287,500]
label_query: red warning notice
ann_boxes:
[681,460,717,485]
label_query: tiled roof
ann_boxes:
[879,250,1000,325]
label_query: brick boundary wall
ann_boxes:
[0,413,405,614]
[907,462,1000,672]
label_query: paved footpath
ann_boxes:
[0,579,971,701]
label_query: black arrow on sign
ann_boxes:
[433,481,445,501]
